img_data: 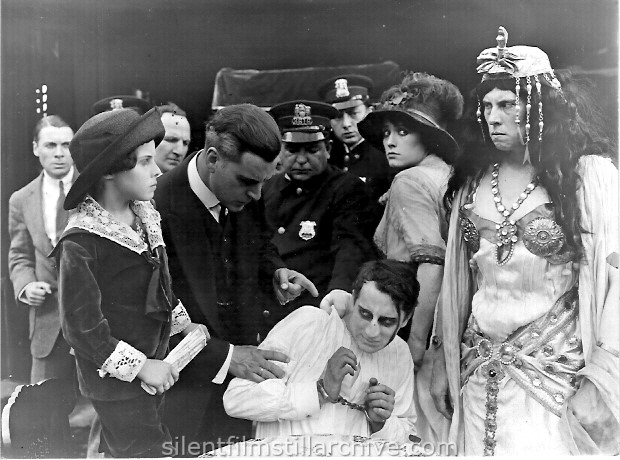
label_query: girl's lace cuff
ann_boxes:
[170,301,191,336]
[98,340,147,382]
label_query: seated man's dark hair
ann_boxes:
[204,104,281,163]
[351,259,420,321]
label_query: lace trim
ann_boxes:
[65,195,165,254]
[98,340,147,382]
[170,301,191,336]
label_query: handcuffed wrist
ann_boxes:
[316,379,339,403]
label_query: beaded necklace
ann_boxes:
[491,163,538,265]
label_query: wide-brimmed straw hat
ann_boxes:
[65,107,164,209]
[358,93,459,163]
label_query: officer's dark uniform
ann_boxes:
[263,100,376,329]
[329,137,391,205]
[319,75,392,226]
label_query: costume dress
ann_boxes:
[223,306,417,444]
[438,155,619,455]
[54,196,192,457]
[373,153,451,446]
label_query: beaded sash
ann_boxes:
[460,286,584,455]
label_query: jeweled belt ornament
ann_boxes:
[461,287,583,456]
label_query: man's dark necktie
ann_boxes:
[218,204,228,229]
[55,180,68,242]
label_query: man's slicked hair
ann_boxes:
[352,260,420,320]
[204,104,281,163]
[33,115,71,142]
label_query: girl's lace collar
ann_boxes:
[65,195,165,254]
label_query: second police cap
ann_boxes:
[269,100,338,143]
[318,75,374,110]
[91,95,153,116]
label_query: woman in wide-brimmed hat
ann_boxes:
[357,71,463,446]
[54,107,208,457]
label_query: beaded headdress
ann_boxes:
[476,26,564,163]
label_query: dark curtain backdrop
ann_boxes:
[1,0,617,379]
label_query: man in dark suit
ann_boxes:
[155,104,317,451]
[262,100,376,327]
[8,115,77,384]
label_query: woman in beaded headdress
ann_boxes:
[356,71,463,446]
[431,26,618,455]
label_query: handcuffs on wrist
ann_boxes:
[317,379,374,423]
[316,378,339,403]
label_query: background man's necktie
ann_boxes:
[218,205,228,228]
[55,180,68,242]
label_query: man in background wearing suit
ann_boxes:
[8,115,77,384]
[155,103,317,451]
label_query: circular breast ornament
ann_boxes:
[522,217,565,257]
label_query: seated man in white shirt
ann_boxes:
[224,260,419,443]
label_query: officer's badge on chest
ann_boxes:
[299,221,317,241]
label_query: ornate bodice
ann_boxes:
[457,176,577,342]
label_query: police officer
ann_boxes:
[263,100,376,326]
[318,75,391,217]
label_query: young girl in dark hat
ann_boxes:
[53,107,208,457]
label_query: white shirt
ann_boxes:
[223,306,417,443]
[188,152,227,223]
[42,167,75,246]
[18,167,75,303]
[187,152,233,384]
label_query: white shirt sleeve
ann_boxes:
[223,375,321,422]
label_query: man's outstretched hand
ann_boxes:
[273,268,318,305]
[229,345,290,383]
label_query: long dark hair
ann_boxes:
[445,70,615,260]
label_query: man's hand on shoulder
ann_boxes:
[273,268,318,305]
[318,289,352,317]
[229,345,290,383]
